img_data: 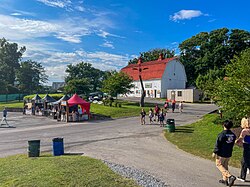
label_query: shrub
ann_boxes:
[24,94,64,101]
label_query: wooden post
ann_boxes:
[132,57,148,107]
[139,75,145,107]
[66,101,69,122]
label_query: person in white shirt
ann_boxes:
[179,101,183,113]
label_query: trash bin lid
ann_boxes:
[28,140,40,143]
[52,137,63,142]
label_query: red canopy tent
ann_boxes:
[67,94,90,114]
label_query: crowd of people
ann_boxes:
[140,99,184,126]
[212,117,250,186]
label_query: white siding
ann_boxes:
[129,80,162,98]
[161,59,187,98]
[167,89,202,102]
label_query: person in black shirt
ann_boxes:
[140,109,146,125]
[212,120,236,186]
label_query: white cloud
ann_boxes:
[10,12,22,16]
[0,14,113,43]
[45,65,67,82]
[37,0,71,8]
[22,44,132,83]
[208,19,216,23]
[97,29,125,39]
[170,10,204,22]
[56,33,82,43]
[100,40,114,49]
[0,2,127,84]
[84,51,130,67]
[75,6,85,12]
[37,0,86,12]
[97,30,110,38]
[0,14,59,40]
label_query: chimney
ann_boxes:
[137,57,142,64]
[158,53,164,61]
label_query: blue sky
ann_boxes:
[0,0,249,84]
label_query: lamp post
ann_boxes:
[132,57,148,107]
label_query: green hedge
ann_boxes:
[24,94,64,101]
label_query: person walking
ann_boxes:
[159,109,165,127]
[1,107,10,127]
[212,120,236,186]
[171,100,176,113]
[164,102,169,111]
[23,105,26,115]
[154,104,160,122]
[235,117,250,182]
[140,109,146,125]
[178,101,183,113]
[148,108,154,124]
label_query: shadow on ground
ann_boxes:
[174,126,194,133]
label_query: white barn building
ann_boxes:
[121,56,187,98]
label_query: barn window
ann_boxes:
[177,91,182,97]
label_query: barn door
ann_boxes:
[171,91,176,100]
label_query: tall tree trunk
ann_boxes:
[139,75,145,107]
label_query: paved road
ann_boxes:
[0,104,246,187]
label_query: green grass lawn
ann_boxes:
[0,154,139,187]
[164,114,242,168]
[90,101,156,118]
[0,101,23,110]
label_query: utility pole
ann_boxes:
[132,57,148,107]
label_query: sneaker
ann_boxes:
[247,168,250,174]
[219,179,229,186]
[236,177,245,182]
[228,175,236,187]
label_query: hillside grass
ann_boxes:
[0,154,138,187]
[164,114,242,168]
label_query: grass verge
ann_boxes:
[91,101,156,118]
[164,114,242,168]
[0,101,23,111]
[0,154,139,187]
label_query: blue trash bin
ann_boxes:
[52,138,64,156]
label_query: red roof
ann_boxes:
[121,57,177,81]
[68,94,90,113]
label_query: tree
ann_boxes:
[196,69,224,99]
[64,78,91,95]
[101,71,133,97]
[179,28,250,86]
[16,60,48,93]
[213,49,250,121]
[65,62,105,94]
[0,80,7,94]
[0,38,26,86]
[128,48,175,64]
